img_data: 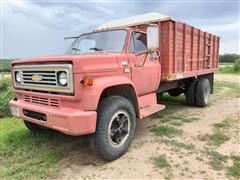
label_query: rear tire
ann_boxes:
[185,79,197,106]
[92,96,136,161]
[24,120,43,133]
[195,78,211,107]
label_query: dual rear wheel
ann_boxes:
[185,78,211,107]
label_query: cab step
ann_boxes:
[140,104,165,119]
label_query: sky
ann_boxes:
[1,0,239,59]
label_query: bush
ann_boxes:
[0,77,15,118]
[0,59,15,73]
[233,58,240,71]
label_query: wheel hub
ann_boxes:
[108,110,131,147]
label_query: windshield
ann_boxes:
[66,30,127,55]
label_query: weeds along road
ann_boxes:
[1,74,239,179]
[58,74,240,179]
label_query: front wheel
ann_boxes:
[24,120,43,133]
[92,96,136,161]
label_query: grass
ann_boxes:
[152,94,199,126]
[207,151,228,170]
[0,117,86,179]
[0,76,16,118]
[208,132,230,146]
[168,115,199,126]
[212,120,230,129]
[0,59,14,73]
[214,81,240,98]
[198,132,230,146]
[150,125,183,138]
[206,152,240,178]
[227,155,240,178]
[161,139,195,150]
[227,159,240,178]
[218,66,240,75]
[218,62,240,75]
[151,155,170,169]
[206,151,240,177]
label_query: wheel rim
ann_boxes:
[204,85,210,104]
[108,110,131,147]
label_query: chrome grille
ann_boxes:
[13,64,74,93]
[24,95,59,107]
[22,70,57,85]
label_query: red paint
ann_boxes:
[9,18,219,136]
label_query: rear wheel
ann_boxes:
[24,120,43,133]
[195,78,211,107]
[92,96,136,161]
[185,79,197,106]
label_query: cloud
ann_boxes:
[1,0,239,59]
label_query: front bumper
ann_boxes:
[9,99,97,136]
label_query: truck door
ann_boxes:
[127,32,161,96]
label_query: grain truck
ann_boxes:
[9,13,219,161]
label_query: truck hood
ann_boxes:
[12,54,120,74]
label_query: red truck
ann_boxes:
[9,13,219,161]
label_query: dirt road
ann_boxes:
[57,74,240,179]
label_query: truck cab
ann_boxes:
[9,13,219,161]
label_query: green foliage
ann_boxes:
[161,139,195,150]
[208,132,230,146]
[197,132,230,146]
[207,151,228,170]
[212,120,230,129]
[0,117,85,179]
[150,125,183,138]
[227,160,240,178]
[218,66,239,74]
[0,59,15,72]
[219,54,240,63]
[151,155,170,169]
[227,155,240,178]
[233,58,240,71]
[218,58,240,74]
[0,77,16,118]
[214,81,240,98]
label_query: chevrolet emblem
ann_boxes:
[32,74,42,81]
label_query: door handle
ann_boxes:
[135,64,144,67]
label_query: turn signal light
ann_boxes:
[82,77,93,86]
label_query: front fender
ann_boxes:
[79,76,139,111]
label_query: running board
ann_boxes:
[140,104,165,119]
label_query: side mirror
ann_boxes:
[147,24,159,50]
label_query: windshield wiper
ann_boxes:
[89,47,104,51]
[71,47,81,52]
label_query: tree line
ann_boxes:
[0,54,239,72]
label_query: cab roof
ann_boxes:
[96,12,171,31]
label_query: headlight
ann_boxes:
[58,71,68,86]
[15,71,21,83]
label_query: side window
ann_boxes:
[129,32,147,53]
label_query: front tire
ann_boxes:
[92,96,136,161]
[24,120,43,133]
